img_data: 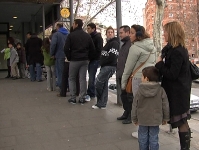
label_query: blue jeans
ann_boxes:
[138,125,159,150]
[95,66,116,107]
[29,63,42,81]
[55,58,65,89]
[87,60,99,97]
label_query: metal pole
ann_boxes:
[69,0,74,28]
[116,0,122,37]
[42,4,45,39]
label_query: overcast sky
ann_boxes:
[96,0,147,27]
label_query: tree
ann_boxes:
[153,0,166,55]
[61,0,116,30]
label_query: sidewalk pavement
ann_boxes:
[0,71,199,150]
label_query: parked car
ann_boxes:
[190,94,199,112]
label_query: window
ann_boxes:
[169,13,173,17]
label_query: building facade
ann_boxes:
[145,0,198,57]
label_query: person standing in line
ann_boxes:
[9,42,19,80]
[42,38,56,91]
[64,19,95,104]
[155,21,192,150]
[121,25,156,138]
[132,66,170,150]
[92,26,119,109]
[50,23,69,90]
[116,25,133,124]
[85,23,103,101]
[16,42,26,79]
[25,33,43,82]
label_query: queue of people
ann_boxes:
[1,20,192,150]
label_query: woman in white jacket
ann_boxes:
[121,25,157,138]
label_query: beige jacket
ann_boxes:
[121,38,156,89]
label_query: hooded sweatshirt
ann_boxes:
[121,38,157,89]
[132,82,170,126]
[10,47,19,65]
[50,27,69,59]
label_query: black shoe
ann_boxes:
[122,119,132,124]
[12,77,18,80]
[5,75,10,78]
[68,98,76,104]
[179,131,190,150]
[117,115,128,120]
[78,98,85,105]
[57,94,66,97]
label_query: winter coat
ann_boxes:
[90,31,103,61]
[155,45,191,116]
[25,35,43,65]
[16,47,26,64]
[64,27,95,61]
[10,47,19,65]
[116,36,131,78]
[132,82,170,126]
[100,37,120,67]
[42,47,55,66]
[121,38,156,89]
[50,27,68,59]
[3,48,10,60]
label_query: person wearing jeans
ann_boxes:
[29,63,42,81]
[50,23,68,89]
[92,26,119,109]
[85,23,103,101]
[95,66,116,108]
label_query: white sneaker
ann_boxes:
[131,131,138,138]
[92,105,106,109]
[92,105,100,109]
[85,95,91,102]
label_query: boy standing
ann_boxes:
[9,43,19,80]
[132,66,170,150]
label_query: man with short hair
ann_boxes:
[85,23,103,101]
[116,25,132,124]
[64,19,95,104]
[50,23,69,89]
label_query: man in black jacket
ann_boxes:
[85,23,103,101]
[64,19,95,104]
[116,25,132,124]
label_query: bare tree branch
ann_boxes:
[74,0,80,19]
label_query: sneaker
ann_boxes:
[78,98,85,105]
[85,95,91,102]
[131,132,138,138]
[68,98,76,104]
[92,105,106,109]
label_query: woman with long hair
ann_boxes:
[156,21,192,150]
[42,38,55,91]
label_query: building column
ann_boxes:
[116,0,122,105]
[70,0,74,28]
[116,0,122,37]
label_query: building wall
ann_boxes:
[145,0,198,57]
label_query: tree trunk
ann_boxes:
[153,0,166,55]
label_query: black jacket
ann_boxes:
[90,32,103,61]
[25,36,43,65]
[116,36,131,78]
[155,45,191,116]
[100,37,119,67]
[16,47,26,64]
[64,27,95,61]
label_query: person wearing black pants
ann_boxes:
[116,25,132,124]
[58,61,80,97]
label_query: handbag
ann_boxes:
[190,61,199,80]
[126,54,151,93]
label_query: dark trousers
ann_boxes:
[87,60,99,97]
[7,59,11,77]
[117,78,133,115]
[60,62,80,96]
